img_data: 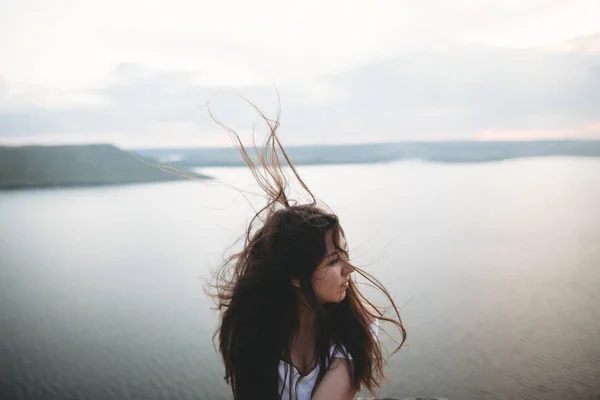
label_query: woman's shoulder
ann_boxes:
[362,301,380,337]
[361,301,379,322]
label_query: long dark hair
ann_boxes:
[209,103,406,399]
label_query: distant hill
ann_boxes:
[134,140,600,167]
[0,144,211,189]
[2,141,598,190]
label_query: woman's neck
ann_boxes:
[288,305,318,375]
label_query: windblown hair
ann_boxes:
[209,103,406,399]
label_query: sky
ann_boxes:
[0,0,599,148]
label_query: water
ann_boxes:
[1,158,599,400]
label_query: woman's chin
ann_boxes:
[324,289,348,304]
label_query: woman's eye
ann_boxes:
[329,256,340,265]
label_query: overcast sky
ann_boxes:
[1,0,599,148]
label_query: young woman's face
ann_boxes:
[312,230,354,304]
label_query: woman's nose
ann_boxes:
[342,262,354,276]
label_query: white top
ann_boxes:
[277,320,379,400]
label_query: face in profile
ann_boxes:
[311,229,353,304]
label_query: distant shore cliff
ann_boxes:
[135,139,600,167]
[2,140,599,189]
[0,144,211,189]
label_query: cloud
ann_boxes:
[543,33,600,53]
[0,39,599,147]
[1,0,598,90]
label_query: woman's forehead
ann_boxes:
[337,233,348,250]
[326,229,348,252]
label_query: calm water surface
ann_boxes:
[1,158,599,399]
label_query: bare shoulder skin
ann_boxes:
[311,358,356,400]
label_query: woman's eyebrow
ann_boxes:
[325,247,348,259]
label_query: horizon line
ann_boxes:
[2,138,600,150]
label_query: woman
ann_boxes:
[210,108,406,399]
